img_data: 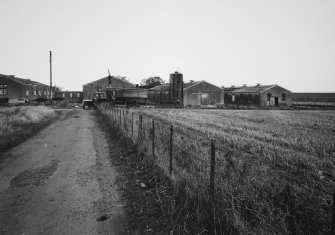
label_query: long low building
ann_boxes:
[0,74,51,103]
[292,93,335,106]
[224,84,292,107]
[54,91,83,103]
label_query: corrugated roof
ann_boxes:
[148,84,170,91]
[231,85,276,93]
[183,81,200,89]
[0,74,48,86]
[149,80,222,92]
[82,75,134,87]
[292,93,335,98]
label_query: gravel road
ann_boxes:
[0,110,127,235]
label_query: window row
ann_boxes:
[62,93,81,98]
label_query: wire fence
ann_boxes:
[98,103,335,234]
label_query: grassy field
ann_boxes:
[0,106,55,151]
[100,105,335,234]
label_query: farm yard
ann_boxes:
[99,104,335,234]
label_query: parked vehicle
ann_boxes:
[8,98,29,104]
[82,99,94,110]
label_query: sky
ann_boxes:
[0,0,334,92]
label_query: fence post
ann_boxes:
[210,139,217,235]
[132,112,134,138]
[138,115,142,141]
[152,119,155,160]
[332,186,335,234]
[210,139,216,200]
[169,125,173,176]
[123,108,126,130]
[119,109,122,126]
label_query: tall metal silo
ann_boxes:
[169,71,183,105]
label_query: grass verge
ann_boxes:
[98,104,335,234]
[97,110,208,234]
[0,106,56,152]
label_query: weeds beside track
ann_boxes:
[0,106,55,151]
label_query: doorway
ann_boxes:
[274,97,279,106]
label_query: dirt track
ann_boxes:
[0,110,127,235]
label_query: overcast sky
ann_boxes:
[1,0,334,92]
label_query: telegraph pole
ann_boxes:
[49,51,53,103]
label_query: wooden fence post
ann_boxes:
[138,115,142,141]
[119,109,122,126]
[331,186,335,234]
[132,112,134,138]
[210,139,216,200]
[169,125,173,176]
[152,119,155,160]
[210,139,217,235]
[123,109,126,130]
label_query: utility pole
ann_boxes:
[50,51,53,103]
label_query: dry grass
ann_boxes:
[99,104,335,234]
[0,106,55,151]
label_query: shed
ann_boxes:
[0,74,50,103]
[55,91,83,103]
[183,80,224,106]
[82,75,134,99]
[148,80,224,107]
[225,84,292,107]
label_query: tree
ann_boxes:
[115,75,130,83]
[140,77,165,88]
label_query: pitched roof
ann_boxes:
[148,84,170,91]
[82,75,134,87]
[149,80,223,92]
[183,81,200,89]
[0,74,48,86]
[223,86,243,92]
[230,85,276,93]
[183,80,222,90]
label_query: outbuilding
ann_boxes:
[54,91,83,103]
[148,80,224,107]
[0,74,50,103]
[83,75,134,99]
[224,84,292,107]
[183,80,224,106]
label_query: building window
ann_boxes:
[26,90,29,96]
[0,85,7,95]
[34,90,37,96]
[267,93,272,101]
[62,93,65,98]
[70,93,72,97]
[44,91,46,95]
[282,93,286,101]
[232,94,235,102]
[38,91,42,96]
[77,93,80,97]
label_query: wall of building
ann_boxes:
[225,86,292,108]
[23,84,50,101]
[183,82,224,106]
[224,93,261,107]
[0,76,51,102]
[0,77,23,100]
[55,91,83,103]
[83,77,134,99]
[260,86,292,107]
